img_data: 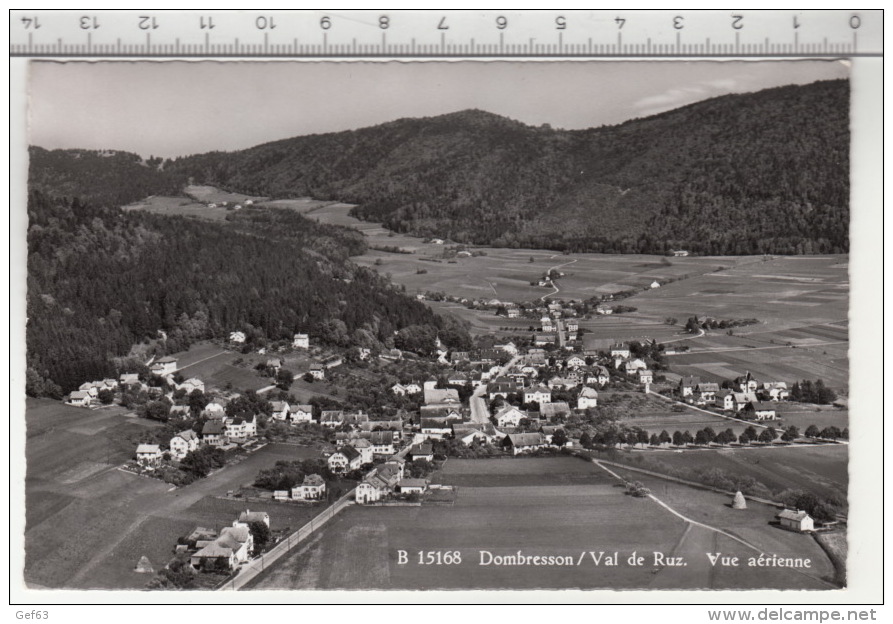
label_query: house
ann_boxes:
[502,432,548,455]
[638,370,654,385]
[734,371,759,393]
[695,382,720,404]
[547,376,576,390]
[420,404,464,421]
[274,490,290,501]
[289,404,312,423]
[447,372,469,386]
[507,308,520,318]
[293,333,310,349]
[320,410,345,428]
[119,373,140,386]
[495,405,528,429]
[169,405,190,419]
[328,446,362,473]
[238,509,270,528]
[225,416,256,444]
[450,351,471,363]
[169,430,199,460]
[624,358,648,374]
[309,364,325,380]
[523,386,552,406]
[201,420,226,446]
[178,378,205,394]
[391,383,408,396]
[650,281,661,289]
[344,411,370,427]
[403,383,422,395]
[267,401,290,421]
[540,401,571,420]
[229,331,246,343]
[452,423,494,445]
[671,250,689,257]
[193,524,252,568]
[420,418,453,439]
[150,356,178,376]
[776,509,815,532]
[586,366,611,387]
[323,356,343,369]
[409,443,434,462]
[577,387,599,410]
[293,474,326,500]
[487,378,518,399]
[742,401,777,421]
[68,390,92,407]
[202,399,226,418]
[533,333,557,346]
[352,438,375,464]
[356,474,390,504]
[424,387,460,406]
[610,344,630,359]
[136,444,162,467]
[368,431,397,455]
[714,390,735,411]
[266,358,282,372]
[565,355,586,369]
[761,382,790,401]
[678,376,701,398]
[732,391,759,411]
[423,377,438,390]
[398,479,428,494]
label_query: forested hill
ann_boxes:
[165,79,849,255]
[26,191,471,395]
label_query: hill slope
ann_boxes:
[165,79,849,255]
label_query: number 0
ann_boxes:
[849,14,861,29]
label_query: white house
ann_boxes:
[328,446,362,473]
[229,331,246,344]
[355,476,387,504]
[68,390,92,407]
[638,369,654,385]
[201,420,226,446]
[178,378,205,394]
[320,410,345,428]
[424,387,460,406]
[742,401,777,421]
[624,358,648,374]
[237,510,270,528]
[391,383,408,396]
[150,356,178,376]
[368,431,396,455]
[119,373,140,386]
[523,386,552,406]
[423,377,438,391]
[352,438,375,465]
[291,404,313,423]
[495,405,527,428]
[136,444,162,467]
[776,509,815,532]
[650,281,661,289]
[565,355,586,369]
[502,432,548,455]
[409,443,435,462]
[403,383,422,395]
[269,401,290,421]
[292,474,326,500]
[169,430,199,460]
[577,387,599,410]
[610,344,630,359]
[293,333,310,349]
[761,382,790,401]
[225,415,257,444]
[715,390,736,411]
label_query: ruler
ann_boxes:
[10,10,883,58]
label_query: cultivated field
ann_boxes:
[183,185,267,205]
[25,397,321,589]
[247,457,835,590]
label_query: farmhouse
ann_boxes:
[67,390,92,407]
[776,509,815,532]
[714,390,736,411]
[565,355,586,369]
[487,378,518,399]
[266,358,282,372]
[352,438,375,464]
[650,281,661,289]
[678,376,700,398]
[496,341,519,355]
[450,351,470,363]
[533,333,557,346]
[328,446,362,473]
[742,401,777,421]
[540,401,571,420]
[191,525,253,570]
[425,388,459,405]
[495,405,528,428]
[761,382,790,401]
[225,416,257,444]
[320,410,345,428]
[293,333,310,349]
[671,250,689,257]
[355,476,388,504]
[169,430,199,460]
[586,366,611,387]
[423,377,439,390]
[398,479,428,494]
[420,418,453,439]
[547,376,577,390]
[269,401,290,421]
[523,385,552,406]
[624,358,648,374]
[409,443,435,462]
[695,382,720,404]
[452,423,495,445]
[177,378,205,394]
[119,373,140,386]
[502,432,548,455]
[150,356,178,376]
[507,308,520,318]
[293,474,326,500]
[566,319,579,332]
[732,391,759,411]
[734,371,759,393]
[291,404,313,423]
[577,387,599,410]
[229,331,246,343]
[447,372,469,386]
[368,431,396,455]
[309,364,325,380]
[638,369,654,385]
[136,444,162,467]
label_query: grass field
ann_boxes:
[247,457,835,590]
[122,195,232,221]
[25,395,323,589]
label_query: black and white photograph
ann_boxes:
[15,55,872,597]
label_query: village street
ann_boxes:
[469,354,521,424]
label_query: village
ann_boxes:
[56,290,849,585]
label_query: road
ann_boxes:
[647,389,772,430]
[469,354,521,424]
[540,256,578,301]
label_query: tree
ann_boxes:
[248,521,272,554]
[637,430,649,446]
[659,430,671,445]
[780,425,799,442]
[758,427,778,444]
[805,424,820,438]
[275,368,295,391]
[649,433,659,446]
[579,432,592,448]
[551,428,568,447]
[681,430,693,445]
[695,430,709,446]
[97,389,116,405]
[672,431,683,446]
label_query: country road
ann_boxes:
[469,354,521,424]
[540,256,578,302]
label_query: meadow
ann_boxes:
[24,397,322,589]
[247,457,835,591]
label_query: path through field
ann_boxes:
[540,256,578,301]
